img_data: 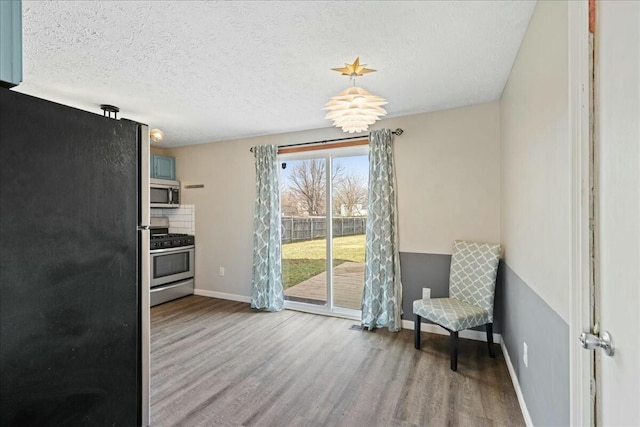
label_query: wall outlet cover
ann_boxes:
[523,342,528,367]
[422,288,431,299]
[219,267,225,276]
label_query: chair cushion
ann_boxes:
[413,298,490,332]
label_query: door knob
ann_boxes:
[579,330,615,356]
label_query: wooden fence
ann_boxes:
[281,216,366,243]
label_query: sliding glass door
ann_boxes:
[280,156,328,306]
[330,154,368,312]
[280,147,368,317]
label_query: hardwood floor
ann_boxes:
[150,296,524,427]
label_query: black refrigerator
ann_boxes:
[0,88,150,426]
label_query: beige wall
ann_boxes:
[392,103,501,254]
[167,102,500,298]
[150,146,170,156]
[500,0,570,322]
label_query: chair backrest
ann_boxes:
[449,240,501,321]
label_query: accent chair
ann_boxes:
[413,240,501,371]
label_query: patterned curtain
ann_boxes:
[251,145,284,311]
[361,129,403,331]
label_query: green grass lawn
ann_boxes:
[282,234,365,289]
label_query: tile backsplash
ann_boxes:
[151,204,195,235]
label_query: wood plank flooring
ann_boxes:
[151,296,524,427]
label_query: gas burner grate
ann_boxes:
[150,233,190,239]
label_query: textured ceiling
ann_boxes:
[16,1,536,147]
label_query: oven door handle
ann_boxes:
[150,245,195,255]
[151,280,193,293]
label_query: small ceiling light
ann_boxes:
[150,128,165,143]
[324,57,387,133]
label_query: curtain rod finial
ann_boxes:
[393,128,404,136]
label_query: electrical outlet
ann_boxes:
[219,267,225,277]
[422,288,431,299]
[523,342,528,367]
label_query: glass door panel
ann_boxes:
[280,147,368,316]
[280,158,327,306]
[331,155,368,311]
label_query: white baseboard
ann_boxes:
[501,341,534,427]
[401,319,502,344]
[193,288,251,303]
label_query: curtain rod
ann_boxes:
[249,128,404,153]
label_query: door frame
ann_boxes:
[568,1,593,425]
[279,145,369,319]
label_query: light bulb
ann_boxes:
[150,128,164,143]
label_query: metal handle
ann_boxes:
[150,279,192,293]
[139,123,151,427]
[150,245,195,255]
[579,331,615,356]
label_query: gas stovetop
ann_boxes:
[150,229,195,250]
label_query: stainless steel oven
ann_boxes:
[151,245,194,288]
[150,245,195,306]
[149,217,195,306]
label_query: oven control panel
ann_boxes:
[150,234,195,250]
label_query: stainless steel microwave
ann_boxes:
[150,178,180,208]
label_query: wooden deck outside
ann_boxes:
[283,262,364,310]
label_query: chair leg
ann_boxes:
[450,331,459,371]
[486,323,496,358]
[414,314,422,349]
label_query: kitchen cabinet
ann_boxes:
[0,0,23,88]
[151,154,175,180]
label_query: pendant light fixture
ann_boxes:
[324,57,387,133]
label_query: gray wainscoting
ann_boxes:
[399,252,504,333]
[500,263,570,427]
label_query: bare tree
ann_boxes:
[286,159,344,216]
[280,190,299,216]
[334,173,368,216]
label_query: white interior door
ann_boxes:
[596,1,640,424]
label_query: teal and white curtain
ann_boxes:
[251,145,284,311]
[361,129,403,331]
